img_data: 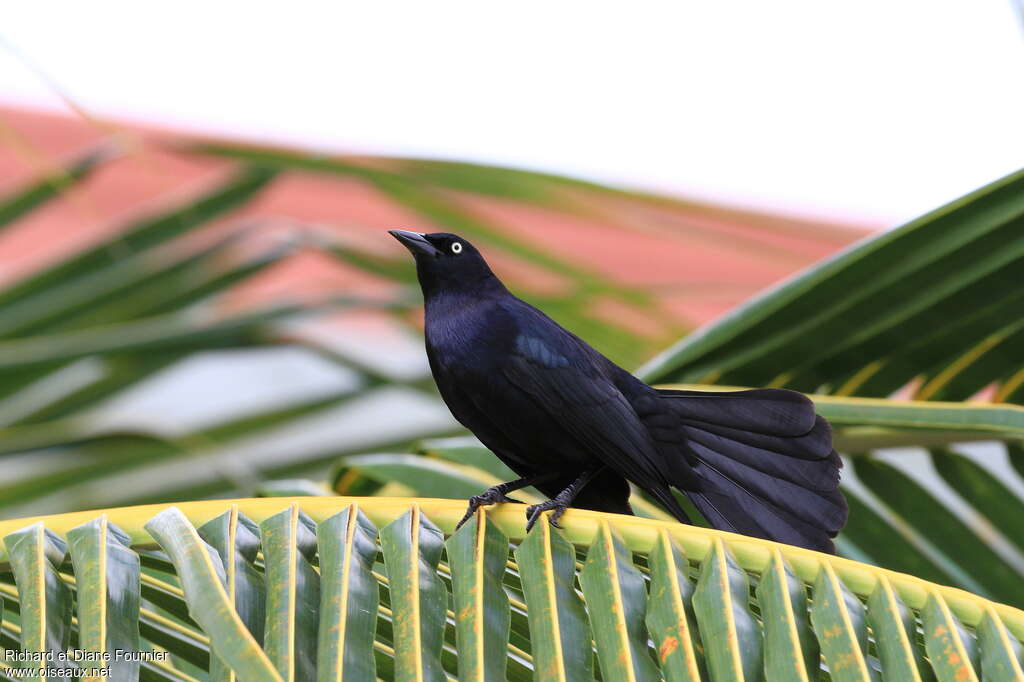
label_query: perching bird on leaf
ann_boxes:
[390,229,847,553]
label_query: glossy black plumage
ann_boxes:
[390,229,848,552]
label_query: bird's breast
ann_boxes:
[425,299,513,370]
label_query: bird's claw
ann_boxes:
[525,500,568,532]
[455,489,521,530]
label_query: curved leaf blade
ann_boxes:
[514,520,593,682]
[444,510,511,682]
[644,530,703,682]
[977,607,1024,681]
[756,549,817,682]
[579,521,660,682]
[921,592,981,682]
[3,523,75,677]
[316,504,381,682]
[866,574,927,682]
[810,562,873,682]
[379,506,447,682]
[692,537,763,682]
[143,507,281,682]
[67,515,141,682]
[259,505,321,682]
[199,507,267,682]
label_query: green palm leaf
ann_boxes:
[444,513,511,682]
[627,167,1024,608]
[1,498,1021,681]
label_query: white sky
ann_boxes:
[1,1,1022,225]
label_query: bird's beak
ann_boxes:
[389,229,441,258]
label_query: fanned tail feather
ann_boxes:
[655,387,847,553]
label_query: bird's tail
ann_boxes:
[654,387,847,553]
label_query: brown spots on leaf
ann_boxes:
[659,635,679,663]
[833,653,859,671]
[944,643,972,681]
[933,625,975,681]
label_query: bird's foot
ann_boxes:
[525,498,569,532]
[455,487,522,529]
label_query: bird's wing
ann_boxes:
[500,328,669,494]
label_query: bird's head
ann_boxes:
[389,230,503,298]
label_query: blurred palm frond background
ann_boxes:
[0,105,869,520]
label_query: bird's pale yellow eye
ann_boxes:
[451,242,463,254]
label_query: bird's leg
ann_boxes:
[456,473,558,529]
[526,468,602,532]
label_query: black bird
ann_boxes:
[390,229,847,552]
